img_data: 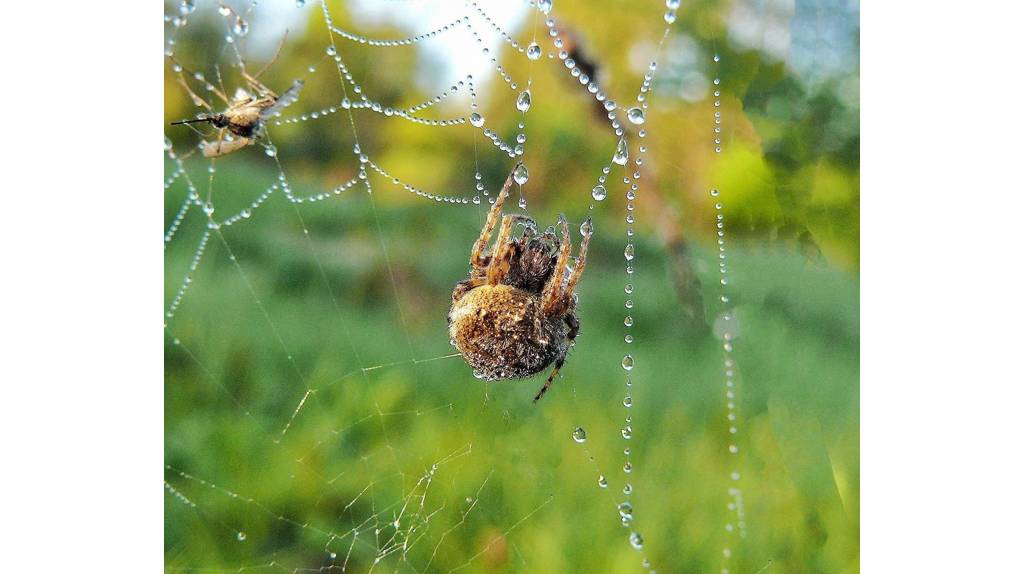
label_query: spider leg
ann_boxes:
[541,214,572,313]
[451,277,486,304]
[555,217,592,315]
[532,315,579,402]
[469,163,521,271]
[486,215,516,284]
[533,351,567,402]
[487,214,535,284]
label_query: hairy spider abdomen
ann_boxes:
[448,284,570,380]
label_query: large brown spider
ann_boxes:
[448,163,592,402]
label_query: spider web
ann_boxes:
[164,1,859,572]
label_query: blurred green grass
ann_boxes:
[164,158,858,572]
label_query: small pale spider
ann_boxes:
[448,163,592,402]
[169,41,302,158]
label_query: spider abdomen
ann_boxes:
[448,284,568,380]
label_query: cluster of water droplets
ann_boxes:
[462,8,522,91]
[664,0,680,25]
[544,1,673,564]
[206,3,248,45]
[613,63,662,573]
[329,16,467,47]
[165,228,210,320]
[469,1,533,56]
[540,13,634,202]
[707,54,747,574]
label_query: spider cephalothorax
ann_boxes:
[448,163,592,402]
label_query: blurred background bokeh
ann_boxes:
[164,0,859,572]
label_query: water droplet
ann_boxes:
[627,107,646,125]
[572,427,587,443]
[714,54,721,63]
[664,10,677,24]
[326,45,337,56]
[623,396,632,407]
[667,0,680,7]
[516,90,532,112]
[624,244,635,261]
[329,551,337,559]
[621,355,634,371]
[623,461,633,473]
[236,531,247,541]
[538,0,553,14]
[527,42,542,60]
[618,501,633,518]
[598,475,608,488]
[579,218,593,237]
[592,184,607,201]
[613,138,629,165]
[296,0,306,6]
[218,5,231,16]
[164,136,173,151]
[624,316,633,327]
[469,112,485,127]
[180,0,196,15]
[232,17,249,37]
[340,97,351,109]
[629,532,644,550]
[265,144,277,157]
[623,483,633,495]
[513,163,529,185]
[622,426,633,439]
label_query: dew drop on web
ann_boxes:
[513,163,529,185]
[572,427,587,443]
[516,90,532,112]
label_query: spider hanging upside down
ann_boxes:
[448,163,592,402]
[169,49,303,158]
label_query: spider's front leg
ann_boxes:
[487,214,535,285]
[554,217,592,315]
[469,163,521,271]
[541,214,572,313]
